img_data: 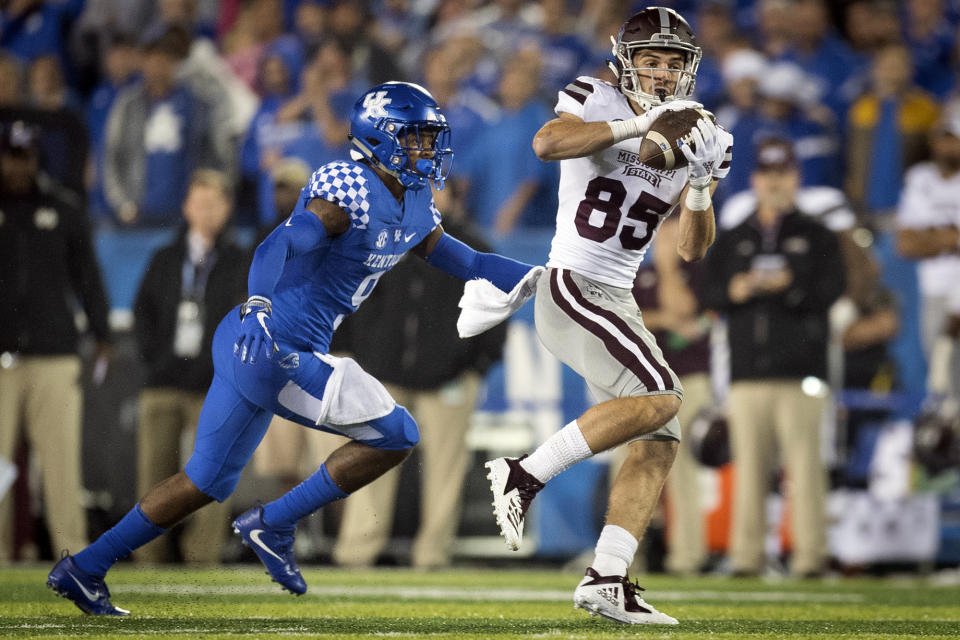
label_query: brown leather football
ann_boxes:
[637,108,716,171]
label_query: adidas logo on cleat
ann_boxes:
[572,568,678,625]
[599,586,619,606]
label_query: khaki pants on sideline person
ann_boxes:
[333,372,481,569]
[727,380,828,576]
[135,388,230,565]
[0,356,88,562]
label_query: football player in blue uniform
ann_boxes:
[46,82,538,615]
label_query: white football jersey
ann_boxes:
[896,161,960,298]
[547,76,731,288]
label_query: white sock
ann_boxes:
[590,525,638,577]
[519,420,593,483]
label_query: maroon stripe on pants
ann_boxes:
[559,271,676,391]
[549,270,672,392]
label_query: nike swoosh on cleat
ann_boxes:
[249,529,285,562]
[69,573,101,601]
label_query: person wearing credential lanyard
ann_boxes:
[132,169,249,565]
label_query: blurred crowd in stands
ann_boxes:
[2,0,960,570]
[0,0,950,234]
[1,0,958,235]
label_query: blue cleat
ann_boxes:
[46,553,129,616]
[232,506,306,595]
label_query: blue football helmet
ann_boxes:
[348,82,453,191]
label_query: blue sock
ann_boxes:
[73,504,167,577]
[261,464,348,530]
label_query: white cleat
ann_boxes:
[484,456,543,551]
[573,568,678,625]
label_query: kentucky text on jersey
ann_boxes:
[363,252,405,269]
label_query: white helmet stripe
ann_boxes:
[658,7,671,33]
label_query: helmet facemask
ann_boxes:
[608,8,702,112]
[389,121,453,191]
[610,40,701,111]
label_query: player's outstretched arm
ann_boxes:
[416,226,544,338]
[533,113,617,161]
[416,226,535,293]
[236,199,349,363]
[533,101,702,162]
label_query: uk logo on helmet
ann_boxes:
[362,91,391,119]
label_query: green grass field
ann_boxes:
[2,564,959,639]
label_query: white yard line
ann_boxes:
[108,584,865,603]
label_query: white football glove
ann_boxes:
[609,99,704,143]
[679,118,729,188]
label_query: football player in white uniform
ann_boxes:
[485,7,732,625]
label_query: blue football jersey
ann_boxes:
[269,160,442,353]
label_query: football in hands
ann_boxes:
[637,108,717,171]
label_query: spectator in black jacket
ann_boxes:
[132,169,249,565]
[0,120,112,562]
[328,189,508,569]
[700,138,845,578]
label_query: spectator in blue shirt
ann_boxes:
[845,43,940,218]
[420,42,498,161]
[713,47,768,207]
[776,0,867,121]
[0,0,85,77]
[243,40,362,226]
[85,33,141,223]
[457,48,558,236]
[238,39,303,225]
[904,0,957,99]
[534,0,594,102]
[720,61,842,200]
[103,25,221,226]
[689,2,745,112]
